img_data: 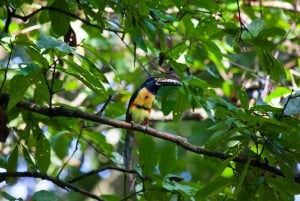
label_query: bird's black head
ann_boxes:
[142,77,182,95]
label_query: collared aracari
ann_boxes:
[124,76,182,170]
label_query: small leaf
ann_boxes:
[7,145,18,172]
[32,190,57,201]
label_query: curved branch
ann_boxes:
[0,171,104,201]
[15,101,297,183]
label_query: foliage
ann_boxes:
[0,0,300,200]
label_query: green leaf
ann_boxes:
[51,130,70,160]
[34,78,50,104]
[139,136,158,176]
[195,177,233,199]
[35,133,51,173]
[61,54,106,94]
[192,0,221,12]
[85,130,113,156]
[258,27,286,38]
[0,154,7,168]
[49,0,71,36]
[234,159,251,197]
[132,34,147,52]
[25,46,49,67]
[172,90,189,122]
[1,192,22,201]
[160,87,181,115]
[8,69,42,109]
[162,176,198,196]
[21,144,36,171]
[32,190,57,201]
[256,48,285,82]
[7,145,19,172]
[242,19,265,39]
[74,53,108,84]
[101,194,121,201]
[158,143,177,176]
[237,89,249,109]
[265,87,291,103]
[36,34,74,55]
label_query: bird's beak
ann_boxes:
[155,77,182,87]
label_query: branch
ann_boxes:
[15,101,298,183]
[247,1,300,13]
[8,6,123,33]
[0,171,104,201]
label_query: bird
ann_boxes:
[124,76,182,171]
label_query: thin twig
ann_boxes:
[8,6,123,33]
[57,126,83,178]
[236,0,251,42]
[279,89,294,119]
[0,171,104,201]
[97,95,113,116]
[68,166,139,183]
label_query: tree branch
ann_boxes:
[0,171,104,201]
[15,101,298,183]
[8,6,123,33]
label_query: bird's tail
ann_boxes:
[123,129,136,194]
[124,129,134,170]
